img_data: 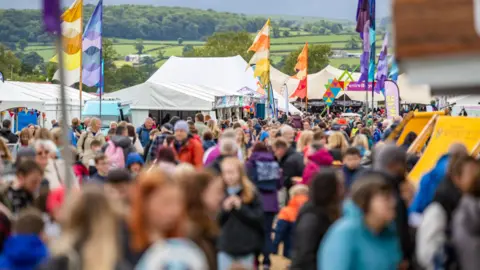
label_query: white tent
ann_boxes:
[270,65,432,104]
[109,55,301,114]
[0,82,45,112]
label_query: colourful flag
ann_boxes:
[290,43,308,99]
[358,20,370,83]
[82,0,102,88]
[43,0,61,33]
[367,0,376,83]
[389,56,399,81]
[248,19,271,88]
[51,0,83,86]
[374,34,388,94]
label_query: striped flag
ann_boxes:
[43,0,61,33]
[82,0,102,88]
[374,34,388,94]
[51,0,83,86]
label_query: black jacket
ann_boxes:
[217,191,264,256]
[0,128,17,144]
[290,202,333,270]
[278,148,304,190]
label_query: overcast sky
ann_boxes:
[1,0,391,20]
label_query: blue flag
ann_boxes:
[83,0,103,89]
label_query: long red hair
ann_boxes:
[128,167,187,252]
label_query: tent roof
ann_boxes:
[270,65,432,104]
[131,55,301,114]
[5,81,97,104]
[0,82,45,111]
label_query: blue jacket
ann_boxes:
[373,128,383,143]
[318,200,402,270]
[409,154,450,214]
[136,125,152,147]
[0,234,48,270]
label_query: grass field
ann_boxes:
[329,57,361,67]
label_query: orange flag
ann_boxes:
[290,43,308,99]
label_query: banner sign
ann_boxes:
[384,80,400,120]
[346,81,376,91]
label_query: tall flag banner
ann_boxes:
[290,43,308,99]
[384,80,400,120]
[323,78,343,106]
[248,19,275,117]
[97,59,104,96]
[43,0,61,33]
[367,0,376,83]
[358,20,370,83]
[82,0,102,88]
[374,33,388,94]
[51,0,83,86]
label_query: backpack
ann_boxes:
[432,215,459,270]
[105,140,125,169]
[252,160,280,192]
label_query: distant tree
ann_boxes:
[37,33,52,46]
[190,31,253,61]
[272,26,281,38]
[182,45,195,56]
[103,38,119,69]
[344,36,360,50]
[135,38,144,55]
[18,39,28,51]
[282,44,332,75]
[21,52,44,72]
[331,24,342,34]
[0,45,22,77]
[115,65,145,88]
[282,30,290,37]
[177,37,183,45]
[157,49,165,60]
[45,62,58,82]
[112,38,119,43]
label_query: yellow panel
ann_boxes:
[408,117,480,184]
[396,111,445,145]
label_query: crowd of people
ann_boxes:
[0,109,477,270]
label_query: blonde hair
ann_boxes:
[296,130,314,152]
[220,157,255,204]
[289,184,309,198]
[34,128,53,141]
[328,132,348,153]
[207,119,220,139]
[52,186,119,270]
[0,140,12,162]
[50,127,63,146]
[172,163,196,181]
[352,134,369,151]
[19,128,32,146]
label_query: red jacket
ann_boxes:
[73,162,89,185]
[301,148,334,185]
[174,137,204,168]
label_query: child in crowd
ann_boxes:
[217,157,264,270]
[0,208,49,270]
[126,153,144,176]
[202,131,216,151]
[273,184,309,258]
[0,160,43,214]
[342,147,363,192]
[72,151,89,185]
[104,169,133,215]
[88,139,103,176]
[90,154,109,184]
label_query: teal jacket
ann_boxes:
[318,200,402,270]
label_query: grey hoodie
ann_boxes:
[452,195,480,270]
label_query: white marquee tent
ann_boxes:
[270,65,432,104]
[107,56,301,115]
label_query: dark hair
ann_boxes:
[165,135,175,146]
[14,208,44,234]
[313,130,327,141]
[94,153,107,164]
[108,128,116,136]
[90,139,102,148]
[344,147,361,158]
[127,125,136,137]
[16,160,42,176]
[447,153,472,178]
[251,142,268,153]
[203,131,213,141]
[404,131,417,145]
[2,119,11,129]
[107,168,132,184]
[232,122,242,129]
[116,125,127,136]
[309,169,342,221]
[195,113,204,123]
[318,122,327,130]
[187,120,195,127]
[156,146,176,163]
[351,171,393,214]
[272,138,289,149]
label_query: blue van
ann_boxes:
[82,99,130,134]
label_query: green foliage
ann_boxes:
[182,45,195,56]
[17,51,44,73]
[344,36,360,50]
[272,26,281,38]
[281,44,332,75]
[282,30,290,37]
[157,50,165,60]
[135,39,144,55]
[177,38,184,45]
[0,45,21,76]
[189,32,253,61]
[18,39,28,51]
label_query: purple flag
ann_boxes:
[375,34,389,94]
[43,0,61,34]
[358,20,370,83]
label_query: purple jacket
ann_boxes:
[246,151,283,213]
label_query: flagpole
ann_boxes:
[99,0,103,121]
[305,43,308,114]
[79,0,83,121]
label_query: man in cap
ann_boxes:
[172,120,203,168]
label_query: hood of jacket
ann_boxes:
[110,135,132,148]
[456,196,480,235]
[0,234,48,267]
[308,148,334,167]
[0,128,12,137]
[249,151,275,162]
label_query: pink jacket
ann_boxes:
[301,148,334,185]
